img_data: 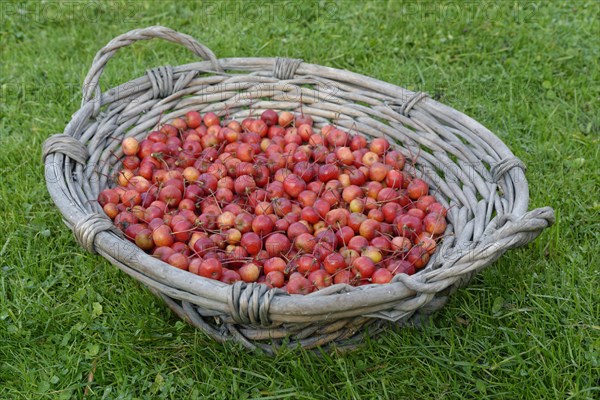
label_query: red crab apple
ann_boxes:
[234,175,256,195]
[352,256,376,279]
[415,232,437,255]
[241,232,262,255]
[294,232,316,253]
[359,219,380,241]
[203,112,220,127]
[283,173,306,198]
[153,246,175,262]
[287,275,312,294]
[325,209,348,228]
[152,225,174,247]
[391,236,413,253]
[326,128,348,147]
[193,238,216,257]
[185,111,202,129]
[220,268,241,284]
[239,263,261,283]
[323,252,347,274]
[367,209,384,222]
[198,258,223,280]
[188,257,202,275]
[158,186,182,207]
[318,164,340,182]
[287,222,309,241]
[297,124,314,144]
[342,185,363,203]
[387,260,415,275]
[423,212,447,235]
[406,246,430,269]
[427,202,447,217]
[278,111,294,127]
[335,226,354,246]
[134,229,154,250]
[333,269,355,285]
[261,109,278,126]
[369,162,389,182]
[172,220,193,242]
[407,208,425,219]
[340,247,359,266]
[361,246,383,263]
[369,138,390,155]
[103,203,119,219]
[336,147,354,165]
[371,267,393,284]
[167,253,189,270]
[121,155,139,171]
[295,114,313,127]
[297,190,317,207]
[415,195,436,212]
[297,255,320,275]
[350,135,367,150]
[384,150,405,170]
[225,228,242,245]
[313,242,334,262]
[265,270,285,288]
[362,151,379,167]
[121,137,139,156]
[396,214,423,239]
[348,235,369,252]
[171,117,187,131]
[385,169,404,189]
[252,215,274,236]
[407,178,429,200]
[263,257,286,274]
[265,233,291,257]
[236,143,255,162]
[308,269,332,289]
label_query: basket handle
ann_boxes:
[490,206,555,248]
[81,26,223,104]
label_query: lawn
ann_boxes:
[1,1,598,399]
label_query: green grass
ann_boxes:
[1,0,599,398]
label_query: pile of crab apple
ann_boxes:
[98,109,448,294]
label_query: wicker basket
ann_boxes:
[43,26,554,354]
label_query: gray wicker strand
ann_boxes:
[72,213,123,254]
[273,57,303,80]
[81,26,223,106]
[399,91,429,116]
[42,134,89,164]
[491,157,527,183]
[43,26,555,353]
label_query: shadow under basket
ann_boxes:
[42,26,554,354]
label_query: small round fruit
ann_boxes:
[122,137,139,156]
[265,233,292,257]
[241,232,262,255]
[198,258,223,280]
[152,225,174,247]
[423,212,447,235]
[323,252,347,274]
[134,229,154,250]
[407,178,429,200]
[266,270,285,288]
[371,268,393,284]
[239,263,261,283]
[167,253,189,270]
[352,256,376,279]
[287,276,312,295]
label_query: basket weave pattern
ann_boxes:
[43,27,554,353]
